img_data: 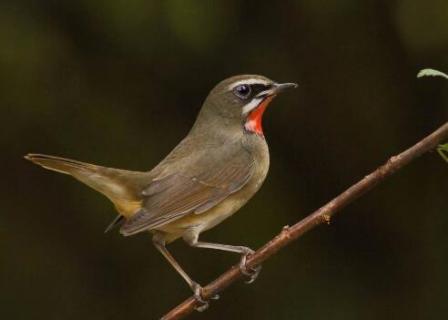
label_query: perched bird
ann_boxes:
[25,75,297,309]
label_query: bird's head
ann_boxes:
[196,75,297,136]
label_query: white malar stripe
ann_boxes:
[228,78,270,90]
[242,97,263,115]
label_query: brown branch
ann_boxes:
[161,121,448,320]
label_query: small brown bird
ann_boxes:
[25,75,296,309]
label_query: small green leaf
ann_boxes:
[417,68,448,163]
[417,68,448,80]
[438,144,448,163]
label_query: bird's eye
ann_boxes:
[233,84,252,99]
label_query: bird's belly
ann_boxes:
[156,160,269,242]
[156,194,246,240]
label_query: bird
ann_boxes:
[25,74,297,310]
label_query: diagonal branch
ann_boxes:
[161,121,448,320]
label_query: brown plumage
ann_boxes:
[25,74,297,309]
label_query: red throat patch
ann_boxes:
[244,95,275,135]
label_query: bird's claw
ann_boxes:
[192,283,208,312]
[239,247,262,284]
[191,282,219,312]
[242,264,262,284]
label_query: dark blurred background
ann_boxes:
[1,1,448,319]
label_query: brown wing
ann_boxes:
[120,153,254,236]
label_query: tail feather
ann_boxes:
[25,153,145,217]
[25,153,99,176]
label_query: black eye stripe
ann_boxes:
[251,84,271,96]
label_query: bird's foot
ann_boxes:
[191,282,219,312]
[239,247,262,284]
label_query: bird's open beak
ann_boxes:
[256,82,298,98]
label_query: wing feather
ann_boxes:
[120,153,254,236]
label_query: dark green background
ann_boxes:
[1,1,448,319]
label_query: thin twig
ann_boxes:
[161,122,448,320]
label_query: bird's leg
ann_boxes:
[152,235,214,312]
[184,235,262,284]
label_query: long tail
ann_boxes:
[25,153,145,218]
[25,153,101,176]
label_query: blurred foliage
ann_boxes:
[1,1,448,319]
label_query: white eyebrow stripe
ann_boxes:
[242,97,263,115]
[228,78,270,90]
